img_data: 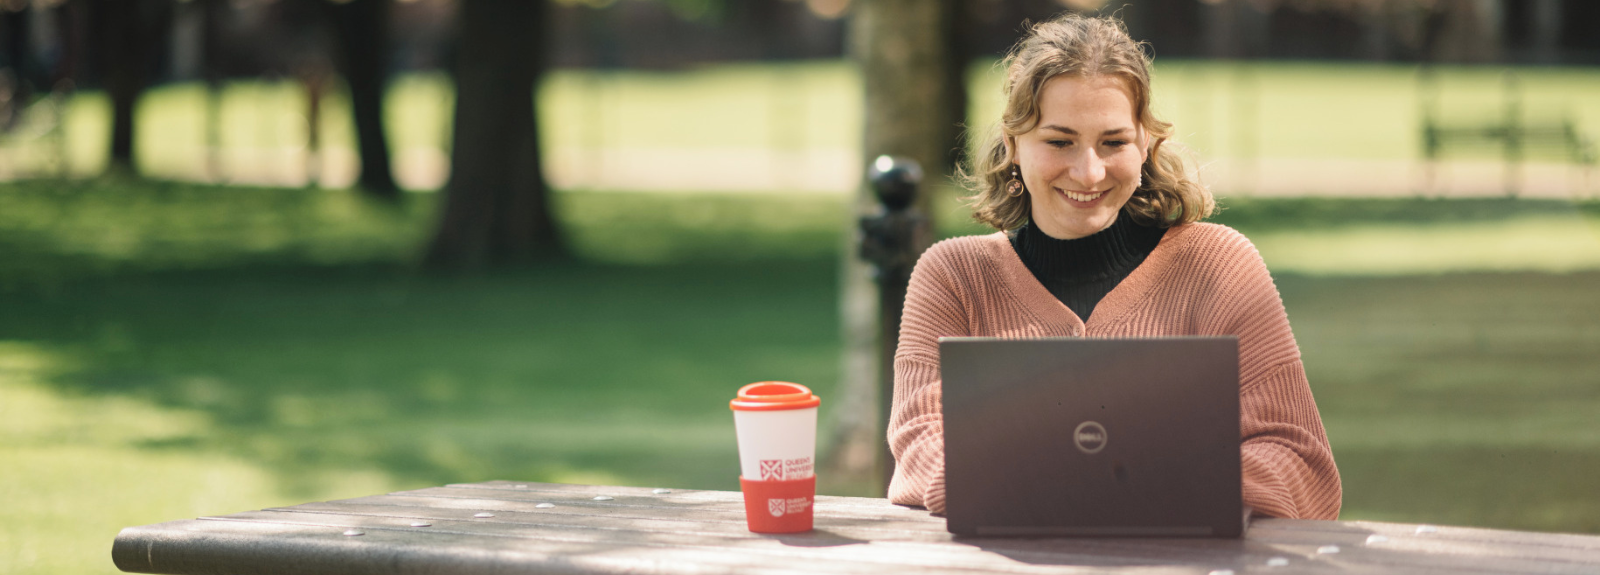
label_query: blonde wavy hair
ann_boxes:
[963,13,1213,231]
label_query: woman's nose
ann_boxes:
[1069,150,1105,189]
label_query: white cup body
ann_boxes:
[733,406,817,481]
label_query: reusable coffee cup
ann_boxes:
[730,381,820,533]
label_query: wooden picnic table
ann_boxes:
[113,480,1600,574]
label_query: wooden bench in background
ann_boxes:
[1419,69,1596,197]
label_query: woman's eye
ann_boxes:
[1046,140,1071,148]
[1104,140,1128,148]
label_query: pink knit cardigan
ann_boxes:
[887,223,1342,520]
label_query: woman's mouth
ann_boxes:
[1057,188,1106,203]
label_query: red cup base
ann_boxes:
[739,476,816,533]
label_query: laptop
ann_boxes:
[938,336,1244,537]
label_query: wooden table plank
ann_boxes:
[196,511,1240,574]
[301,492,950,534]
[113,481,1600,575]
[409,484,937,522]
[275,498,951,540]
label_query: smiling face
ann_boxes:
[1012,74,1147,239]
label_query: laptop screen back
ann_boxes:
[939,336,1242,537]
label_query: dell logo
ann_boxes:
[1074,421,1107,454]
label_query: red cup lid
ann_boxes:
[730,381,821,411]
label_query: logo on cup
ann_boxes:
[1074,421,1107,454]
[768,498,786,517]
[786,496,811,514]
[760,459,784,480]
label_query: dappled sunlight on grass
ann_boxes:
[0,179,428,283]
[0,342,207,448]
[1,180,1598,575]
[1333,447,1600,532]
[936,192,1600,276]
[0,262,798,573]
[0,180,853,282]
[1252,215,1600,275]
[0,179,852,573]
[1278,271,1600,532]
[0,341,401,575]
[1212,196,1600,275]
[559,189,845,264]
[2,257,836,485]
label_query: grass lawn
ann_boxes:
[1,179,1598,573]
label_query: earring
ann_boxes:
[1005,165,1024,197]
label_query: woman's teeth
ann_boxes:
[1061,189,1103,202]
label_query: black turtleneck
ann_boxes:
[1008,212,1167,321]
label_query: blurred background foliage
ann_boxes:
[0,0,1598,573]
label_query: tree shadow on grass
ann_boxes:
[1337,446,1600,534]
[6,180,1598,531]
[0,179,861,500]
[1,258,842,498]
[1208,197,1600,233]
[1278,271,1600,535]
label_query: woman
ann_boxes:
[887,13,1341,520]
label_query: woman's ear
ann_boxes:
[1002,135,1016,163]
[1137,128,1151,162]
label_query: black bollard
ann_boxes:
[859,155,931,490]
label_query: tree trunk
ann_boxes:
[1424,0,1501,63]
[1201,0,1237,59]
[1530,0,1561,64]
[940,0,968,175]
[828,0,958,494]
[0,6,34,130]
[326,0,398,199]
[93,0,150,174]
[852,0,959,213]
[199,0,225,181]
[424,0,561,268]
